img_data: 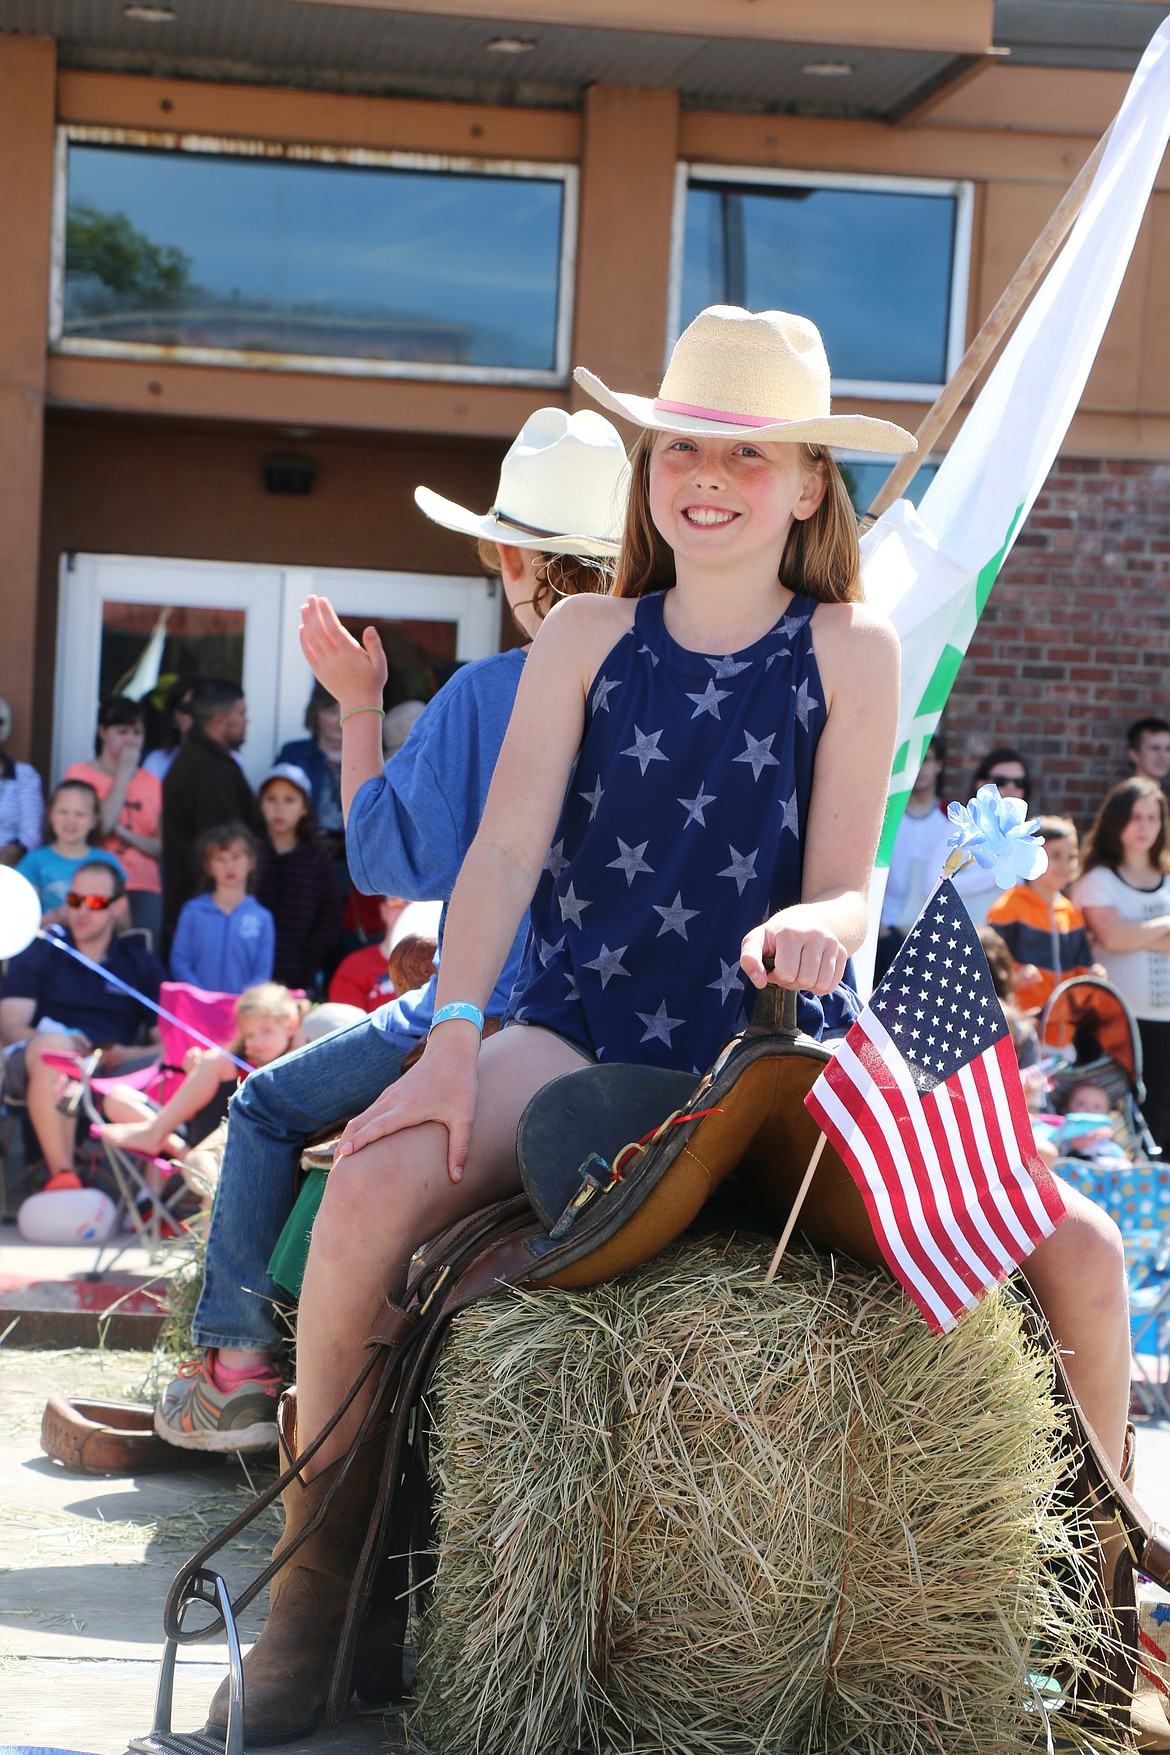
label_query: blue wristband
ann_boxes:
[430,1001,485,1034]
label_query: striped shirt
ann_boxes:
[0,756,45,853]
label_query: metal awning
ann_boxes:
[0,0,1156,112]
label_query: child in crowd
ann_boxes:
[98,982,304,1165]
[1051,1078,1129,1164]
[101,983,305,1262]
[326,895,406,1013]
[169,823,275,995]
[17,779,124,923]
[986,816,1101,1012]
[254,763,344,994]
[978,924,1042,1072]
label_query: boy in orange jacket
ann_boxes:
[986,816,1102,1012]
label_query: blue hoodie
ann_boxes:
[169,892,276,995]
[346,649,527,1050]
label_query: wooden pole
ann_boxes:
[764,1132,827,1283]
[865,120,1116,522]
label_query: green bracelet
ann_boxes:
[339,704,386,726]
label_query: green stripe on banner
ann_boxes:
[976,504,1024,615]
[917,644,965,718]
[877,787,912,866]
[876,504,1026,871]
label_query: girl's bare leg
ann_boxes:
[101,1053,227,1156]
[295,1025,590,1477]
[99,1090,184,1158]
[1021,1179,1130,1471]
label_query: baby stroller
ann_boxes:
[1038,974,1170,1418]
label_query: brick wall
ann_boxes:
[940,456,1170,834]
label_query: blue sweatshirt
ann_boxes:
[346,649,527,1050]
[169,892,276,994]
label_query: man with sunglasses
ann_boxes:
[0,862,164,1186]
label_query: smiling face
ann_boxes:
[66,863,124,949]
[647,434,826,580]
[50,785,100,850]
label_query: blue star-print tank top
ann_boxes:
[508,590,859,1075]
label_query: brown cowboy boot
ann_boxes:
[1086,1421,1161,1747]
[206,1390,383,1745]
[1112,1427,1170,1752]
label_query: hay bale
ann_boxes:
[412,1238,1115,1755]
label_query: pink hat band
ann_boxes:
[652,397,774,428]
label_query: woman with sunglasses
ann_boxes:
[0,861,164,1188]
[953,746,1033,926]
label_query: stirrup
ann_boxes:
[126,1567,243,1755]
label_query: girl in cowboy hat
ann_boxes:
[293,304,910,1437]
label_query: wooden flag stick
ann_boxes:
[764,1132,828,1283]
[866,118,1116,522]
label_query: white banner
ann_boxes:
[855,13,1170,986]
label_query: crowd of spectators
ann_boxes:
[0,679,416,1189]
[6,676,1170,1188]
[882,716,1170,1158]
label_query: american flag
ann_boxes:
[805,879,1066,1333]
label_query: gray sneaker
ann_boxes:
[154,1353,280,1452]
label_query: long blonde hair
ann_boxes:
[613,430,862,604]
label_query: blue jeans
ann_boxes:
[192,1017,406,1353]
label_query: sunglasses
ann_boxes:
[985,772,1027,788]
[66,891,116,911]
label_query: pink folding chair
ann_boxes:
[45,985,241,1276]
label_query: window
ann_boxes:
[837,455,938,518]
[52,129,576,382]
[675,166,972,400]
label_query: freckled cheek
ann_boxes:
[646,467,679,539]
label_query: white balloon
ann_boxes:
[18,1187,118,1245]
[0,864,42,959]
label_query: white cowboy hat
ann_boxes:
[414,407,631,557]
[575,305,917,456]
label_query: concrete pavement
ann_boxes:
[0,1345,403,1754]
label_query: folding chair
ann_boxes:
[78,984,241,1277]
[36,1049,185,1276]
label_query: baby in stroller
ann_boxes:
[1052,1078,1132,1167]
[1037,974,1170,1251]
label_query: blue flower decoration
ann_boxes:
[946,784,1048,889]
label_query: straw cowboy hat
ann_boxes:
[414,407,631,557]
[575,305,917,456]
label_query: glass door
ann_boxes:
[54,555,284,788]
[53,555,500,788]
[273,566,499,756]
